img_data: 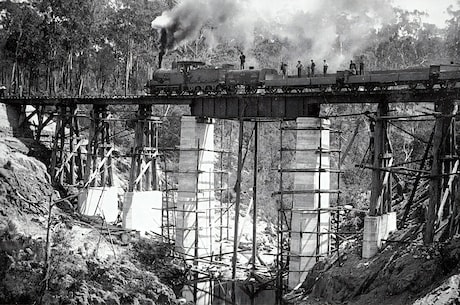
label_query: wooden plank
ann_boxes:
[84,147,114,188]
[436,160,459,224]
[426,100,457,244]
[54,139,84,179]
[133,159,153,185]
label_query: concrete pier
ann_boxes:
[362,212,397,258]
[78,187,120,223]
[176,116,215,305]
[176,116,215,258]
[122,191,163,235]
[289,117,331,289]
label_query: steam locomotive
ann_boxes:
[144,61,460,95]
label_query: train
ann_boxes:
[144,61,460,95]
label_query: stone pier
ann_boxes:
[176,116,215,305]
[289,117,331,289]
[78,186,120,223]
[362,212,397,258]
[123,191,163,235]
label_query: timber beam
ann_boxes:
[84,105,113,187]
[0,89,459,110]
[369,100,393,216]
[50,105,84,186]
[128,105,161,192]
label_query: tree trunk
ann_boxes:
[69,52,73,94]
[125,39,132,96]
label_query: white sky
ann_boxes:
[392,0,459,27]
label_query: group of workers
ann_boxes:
[290,58,364,78]
[240,51,365,78]
[291,59,328,78]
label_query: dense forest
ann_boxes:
[1,0,460,97]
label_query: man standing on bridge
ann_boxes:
[323,60,328,75]
[310,60,316,76]
[280,62,287,78]
[296,61,303,78]
[240,52,246,70]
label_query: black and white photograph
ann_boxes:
[1,0,460,304]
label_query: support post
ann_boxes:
[425,99,456,244]
[232,118,244,280]
[369,101,390,216]
[251,120,258,276]
[78,105,118,223]
[84,105,113,187]
[176,116,215,305]
[128,105,161,192]
[363,101,397,258]
[49,105,83,185]
[123,104,162,234]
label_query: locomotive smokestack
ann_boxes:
[158,49,165,69]
[158,28,168,68]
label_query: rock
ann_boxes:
[412,274,460,305]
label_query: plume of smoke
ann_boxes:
[152,0,396,70]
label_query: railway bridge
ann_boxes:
[1,88,459,303]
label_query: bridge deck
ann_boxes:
[1,89,458,118]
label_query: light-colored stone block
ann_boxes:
[362,216,381,259]
[122,191,162,236]
[362,213,398,259]
[387,211,397,234]
[78,187,120,223]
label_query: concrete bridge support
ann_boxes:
[123,105,162,235]
[176,116,215,305]
[288,117,331,288]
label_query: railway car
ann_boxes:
[225,68,277,94]
[265,75,309,93]
[438,64,460,88]
[265,74,337,93]
[145,60,460,96]
[342,65,440,91]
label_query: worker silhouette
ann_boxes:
[310,60,316,76]
[296,61,303,77]
[240,52,246,70]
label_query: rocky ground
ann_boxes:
[0,133,186,305]
[285,191,460,305]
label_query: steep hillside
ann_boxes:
[0,132,184,305]
[285,188,460,305]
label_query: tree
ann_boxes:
[0,1,44,94]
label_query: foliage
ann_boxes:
[132,237,188,294]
